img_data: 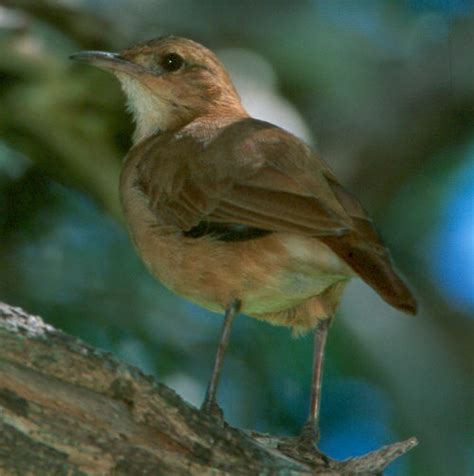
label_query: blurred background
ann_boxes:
[0,0,473,474]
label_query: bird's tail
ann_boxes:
[321,234,417,315]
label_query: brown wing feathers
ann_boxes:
[134,119,416,315]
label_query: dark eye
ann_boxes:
[161,53,184,72]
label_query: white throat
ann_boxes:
[116,74,174,144]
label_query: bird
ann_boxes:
[70,36,417,453]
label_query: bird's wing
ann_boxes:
[133,118,417,314]
[134,119,350,236]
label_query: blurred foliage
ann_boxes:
[0,1,473,475]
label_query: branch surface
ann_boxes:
[0,303,417,475]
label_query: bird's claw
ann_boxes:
[201,399,225,424]
[276,423,330,468]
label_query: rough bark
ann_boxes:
[0,302,417,475]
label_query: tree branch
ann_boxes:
[0,303,417,475]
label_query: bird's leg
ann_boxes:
[201,299,241,420]
[300,317,332,447]
[276,317,332,466]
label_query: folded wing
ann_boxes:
[134,118,417,314]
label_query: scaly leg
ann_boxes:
[300,317,332,445]
[201,299,241,419]
[276,317,333,465]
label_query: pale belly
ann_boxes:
[123,193,350,309]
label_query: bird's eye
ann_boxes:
[161,53,184,72]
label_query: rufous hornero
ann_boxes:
[71,36,417,452]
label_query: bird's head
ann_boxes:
[71,36,246,143]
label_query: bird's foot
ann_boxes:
[276,422,330,468]
[200,399,225,425]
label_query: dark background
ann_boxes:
[1,1,473,475]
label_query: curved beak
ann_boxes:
[69,51,146,76]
